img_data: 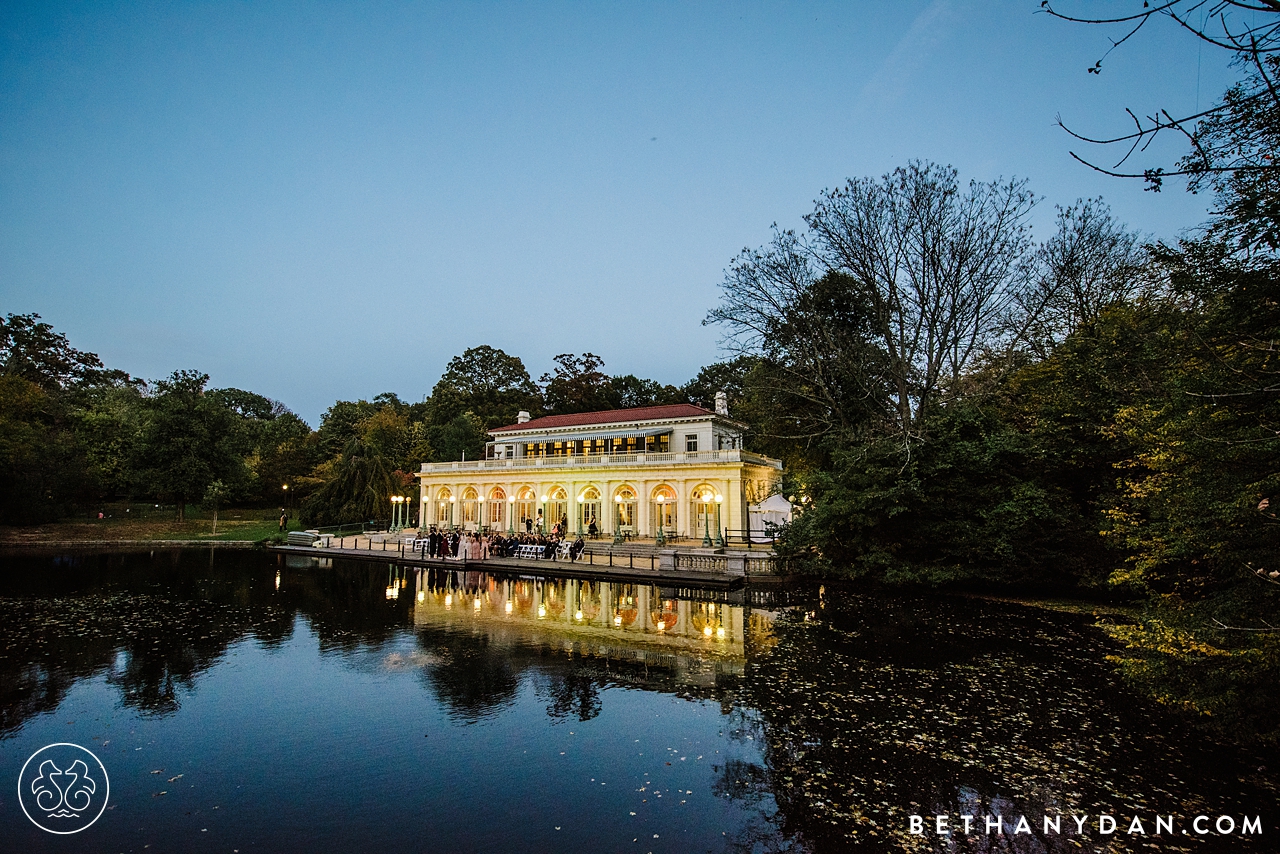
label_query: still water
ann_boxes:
[0,549,1275,853]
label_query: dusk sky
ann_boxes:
[1,2,1238,425]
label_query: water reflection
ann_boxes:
[413,567,748,659]
[2,550,1277,853]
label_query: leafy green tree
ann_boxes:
[300,437,399,526]
[133,371,243,521]
[0,376,87,522]
[0,312,128,391]
[602,375,685,410]
[541,353,611,414]
[427,413,486,462]
[429,346,541,429]
[65,381,146,501]
[316,399,379,460]
[203,480,228,534]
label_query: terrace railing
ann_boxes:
[419,449,782,474]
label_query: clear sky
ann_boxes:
[0,1,1239,425]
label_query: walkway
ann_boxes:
[266,542,749,589]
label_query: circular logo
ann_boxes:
[17,743,110,834]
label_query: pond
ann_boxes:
[0,549,1274,852]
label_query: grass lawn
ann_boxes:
[0,508,304,545]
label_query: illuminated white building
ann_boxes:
[415,395,783,541]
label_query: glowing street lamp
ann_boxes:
[507,495,515,534]
[576,494,584,537]
[540,495,548,534]
[701,490,714,547]
[449,494,456,528]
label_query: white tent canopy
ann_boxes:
[748,493,793,542]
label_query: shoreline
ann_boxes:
[0,539,262,553]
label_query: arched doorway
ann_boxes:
[578,486,601,537]
[435,487,454,527]
[516,487,536,534]
[651,484,677,538]
[690,484,718,543]
[488,487,506,531]
[461,487,480,530]
[614,485,637,538]
[547,486,568,536]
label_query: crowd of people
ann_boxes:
[414,526,587,562]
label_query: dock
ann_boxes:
[265,542,758,589]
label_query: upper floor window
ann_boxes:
[685,434,698,452]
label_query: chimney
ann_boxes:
[517,410,531,424]
[714,391,728,416]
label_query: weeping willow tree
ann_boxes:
[300,437,399,526]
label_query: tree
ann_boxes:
[0,376,87,522]
[427,413,486,462]
[133,370,243,521]
[1044,1,1280,213]
[0,312,127,391]
[711,162,1036,443]
[316,399,379,460]
[203,480,228,534]
[429,345,541,429]
[300,437,400,526]
[1016,197,1149,357]
[603,375,685,410]
[541,353,611,414]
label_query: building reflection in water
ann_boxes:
[410,567,775,680]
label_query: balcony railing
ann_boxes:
[419,448,782,475]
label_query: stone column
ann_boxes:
[639,480,651,539]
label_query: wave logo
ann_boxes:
[18,743,110,834]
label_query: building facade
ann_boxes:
[415,400,784,540]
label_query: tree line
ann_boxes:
[695,3,1280,742]
[0,326,749,527]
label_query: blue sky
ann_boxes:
[0,1,1238,424]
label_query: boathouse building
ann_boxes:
[415,395,784,541]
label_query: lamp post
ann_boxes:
[390,495,402,532]
[539,495,548,534]
[282,483,289,512]
[714,493,724,548]
[655,494,666,546]
[614,495,624,544]
[507,495,515,535]
[449,495,456,529]
[576,495,584,537]
[701,490,713,547]
[421,495,428,531]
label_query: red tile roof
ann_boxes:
[490,403,715,433]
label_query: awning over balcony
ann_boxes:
[490,427,672,445]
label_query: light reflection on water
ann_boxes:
[0,549,1276,852]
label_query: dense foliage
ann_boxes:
[0,331,741,527]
